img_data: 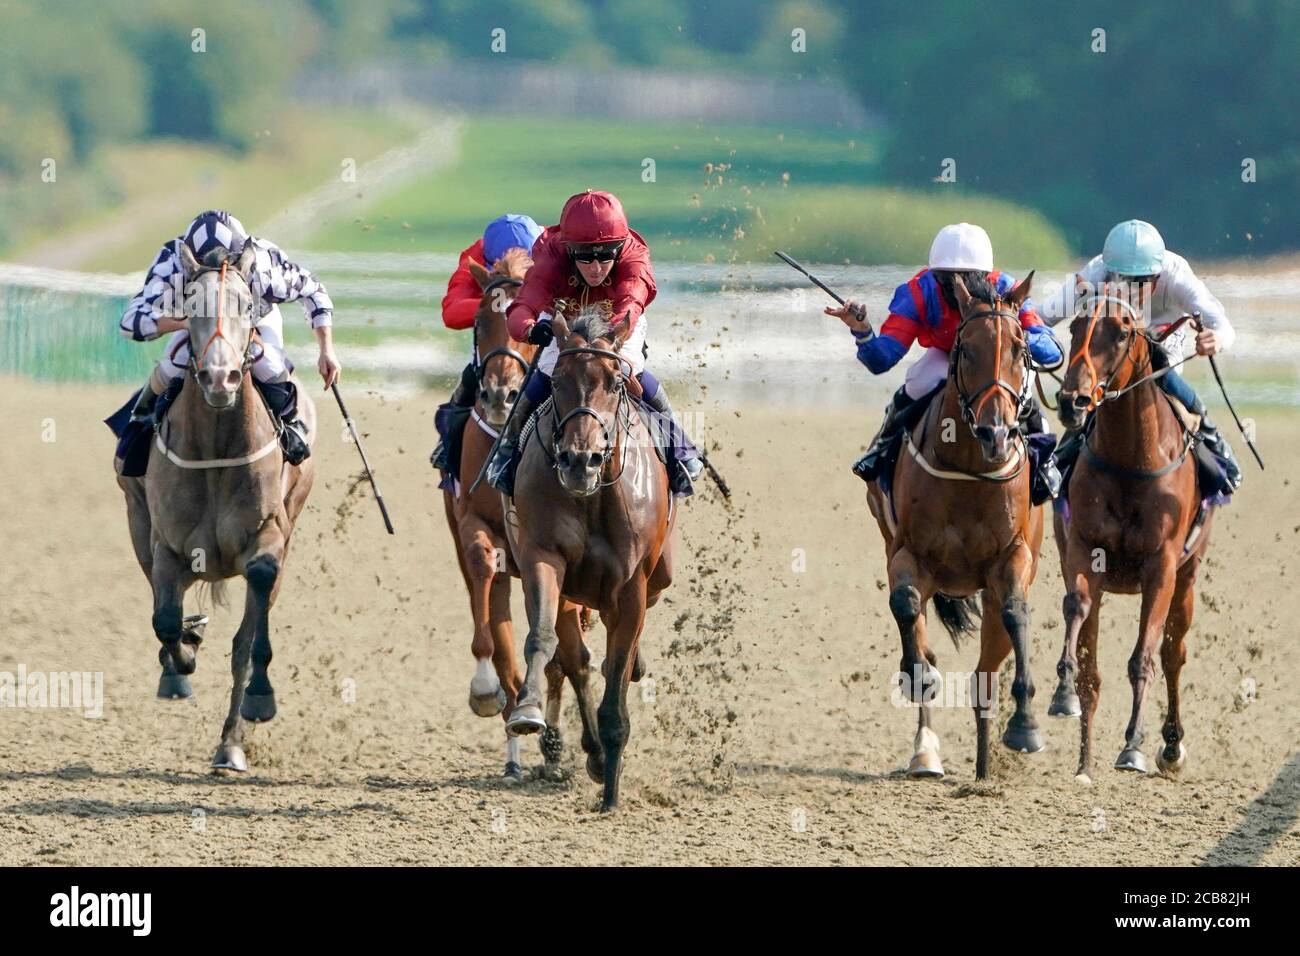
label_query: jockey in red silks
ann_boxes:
[824,223,1065,503]
[485,189,702,495]
[430,214,543,472]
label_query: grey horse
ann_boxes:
[115,242,317,772]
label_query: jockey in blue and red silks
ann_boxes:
[825,223,1065,502]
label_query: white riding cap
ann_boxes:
[929,223,994,272]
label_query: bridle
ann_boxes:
[188,261,255,377]
[475,275,530,384]
[1066,293,1148,412]
[950,305,1032,437]
[545,344,635,493]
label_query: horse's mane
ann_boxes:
[494,247,532,281]
[569,304,615,345]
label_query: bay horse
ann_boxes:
[442,248,585,782]
[115,242,315,772]
[1050,282,1211,780]
[503,307,675,811]
[865,273,1045,780]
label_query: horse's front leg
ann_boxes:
[596,573,647,812]
[1116,548,1179,773]
[213,589,258,772]
[1059,534,1104,777]
[988,540,1043,755]
[554,603,601,783]
[151,545,195,699]
[462,520,508,718]
[507,552,564,735]
[238,548,282,725]
[887,546,941,778]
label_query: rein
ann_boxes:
[189,262,254,375]
[545,345,636,492]
[950,307,1032,434]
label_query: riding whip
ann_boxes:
[1189,313,1265,470]
[775,250,848,306]
[331,383,396,534]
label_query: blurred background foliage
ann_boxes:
[0,0,1295,262]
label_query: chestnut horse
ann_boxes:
[1050,283,1212,780]
[866,273,1046,780]
[503,307,675,811]
[442,249,583,781]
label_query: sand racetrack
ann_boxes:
[0,375,1296,866]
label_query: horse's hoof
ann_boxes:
[1114,748,1148,773]
[1074,772,1092,787]
[1047,684,1081,718]
[585,752,604,784]
[505,703,546,736]
[240,691,277,723]
[1157,742,1187,776]
[156,673,193,700]
[468,685,508,718]
[1002,717,1045,754]
[540,726,564,764]
[502,761,526,784]
[907,754,945,779]
[212,745,247,772]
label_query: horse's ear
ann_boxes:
[468,261,492,290]
[235,243,256,281]
[950,273,972,315]
[1005,270,1035,310]
[178,242,200,278]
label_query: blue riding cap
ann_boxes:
[483,214,542,267]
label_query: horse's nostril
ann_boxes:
[557,451,570,468]
[225,369,241,389]
[1073,395,1091,410]
[197,369,212,388]
[505,389,518,405]
[586,451,603,468]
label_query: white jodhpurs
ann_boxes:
[156,305,292,386]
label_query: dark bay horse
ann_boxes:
[1051,283,1211,780]
[115,243,315,772]
[503,307,675,810]
[866,273,1046,780]
[442,249,584,781]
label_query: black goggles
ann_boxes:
[567,242,624,263]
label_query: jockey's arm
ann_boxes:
[120,243,183,341]
[314,324,340,388]
[1170,266,1234,356]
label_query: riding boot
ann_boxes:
[433,362,480,469]
[1019,398,1062,503]
[640,379,704,486]
[486,391,537,496]
[130,382,161,424]
[1191,401,1243,492]
[852,385,915,482]
[259,380,311,466]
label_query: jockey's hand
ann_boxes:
[527,321,555,347]
[1195,328,1222,357]
[318,349,341,389]
[825,300,871,335]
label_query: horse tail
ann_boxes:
[932,594,980,649]
[195,580,230,611]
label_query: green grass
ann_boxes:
[307,115,1073,267]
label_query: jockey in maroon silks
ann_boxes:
[486,189,702,496]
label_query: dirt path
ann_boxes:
[0,378,1294,865]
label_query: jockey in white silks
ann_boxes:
[1036,219,1241,491]
[119,210,341,464]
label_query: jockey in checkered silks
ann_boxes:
[118,210,341,464]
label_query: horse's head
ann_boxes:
[948,271,1034,462]
[179,242,257,410]
[1057,281,1147,430]
[470,248,534,427]
[547,305,630,498]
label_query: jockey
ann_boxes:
[431,213,544,471]
[484,189,703,496]
[119,210,339,465]
[1037,219,1241,491]
[825,222,1064,501]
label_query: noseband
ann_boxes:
[547,345,635,491]
[951,307,1031,434]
